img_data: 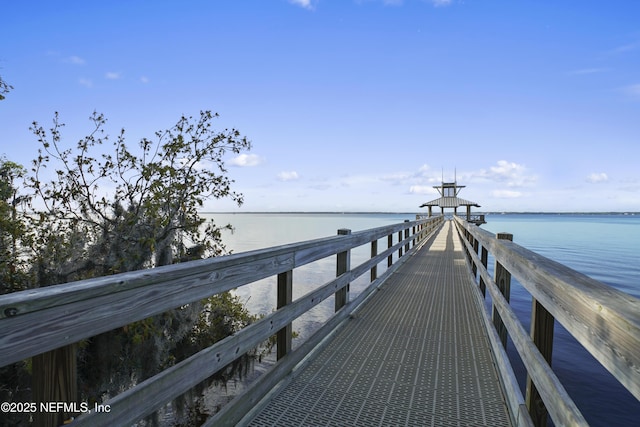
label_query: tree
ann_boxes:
[28,110,248,279]
[0,158,29,295]
[21,110,256,424]
[0,74,11,100]
[0,159,32,425]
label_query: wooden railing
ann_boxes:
[467,213,485,224]
[453,215,640,427]
[0,215,444,426]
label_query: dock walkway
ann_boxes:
[246,221,512,426]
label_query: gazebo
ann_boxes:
[420,180,486,225]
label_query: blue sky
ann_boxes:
[1,0,639,212]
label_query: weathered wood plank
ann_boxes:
[0,219,436,366]
[0,252,296,366]
[0,247,295,318]
[70,218,443,427]
[0,220,429,320]
[456,229,533,427]
[71,269,352,425]
[208,223,439,426]
[455,223,587,426]
[455,216,640,402]
[0,215,443,427]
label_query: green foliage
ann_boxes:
[0,74,11,100]
[27,110,249,282]
[0,158,30,294]
[183,292,261,360]
[0,111,258,424]
[0,159,34,424]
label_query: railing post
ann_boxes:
[479,246,488,297]
[526,299,555,427]
[32,345,78,427]
[463,230,471,261]
[493,232,513,348]
[472,237,479,278]
[276,270,293,360]
[412,225,417,247]
[404,220,410,253]
[335,229,351,312]
[370,239,378,282]
[398,229,403,257]
[387,234,393,267]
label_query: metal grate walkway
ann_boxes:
[247,221,512,427]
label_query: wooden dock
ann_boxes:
[242,221,511,426]
[244,221,512,426]
[2,214,639,427]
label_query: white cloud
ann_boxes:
[105,72,122,80]
[277,171,300,181]
[309,183,331,191]
[289,0,315,10]
[586,172,608,183]
[475,160,536,187]
[623,84,640,98]
[79,78,93,88]
[339,174,380,187]
[140,76,150,84]
[230,153,263,167]
[418,164,431,173]
[355,0,405,5]
[611,41,640,54]
[66,55,86,65]
[492,190,522,198]
[568,68,607,75]
[431,0,453,7]
[382,172,412,183]
[409,185,437,195]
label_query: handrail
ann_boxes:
[453,215,640,426]
[0,215,444,425]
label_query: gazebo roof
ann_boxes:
[419,197,480,209]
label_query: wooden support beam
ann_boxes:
[404,220,410,253]
[526,299,555,427]
[479,246,488,297]
[472,238,479,279]
[493,232,513,349]
[276,270,293,360]
[370,240,378,282]
[32,344,78,427]
[335,229,351,312]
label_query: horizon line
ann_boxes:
[201,211,640,215]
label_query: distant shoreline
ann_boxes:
[203,211,640,215]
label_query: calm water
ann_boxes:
[205,212,640,426]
